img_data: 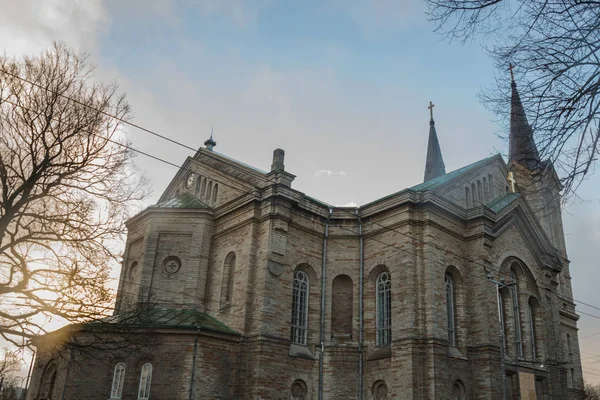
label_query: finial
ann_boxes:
[428,101,435,124]
[204,126,216,151]
[508,63,516,83]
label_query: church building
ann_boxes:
[26,76,583,399]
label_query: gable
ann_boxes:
[412,154,511,210]
[158,149,271,208]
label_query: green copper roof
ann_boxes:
[410,155,498,192]
[487,192,520,213]
[92,308,238,335]
[155,193,210,209]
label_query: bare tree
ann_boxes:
[426,0,600,197]
[0,43,147,346]
[585,381,600,400]
[0,348,22,395]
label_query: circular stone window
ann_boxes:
[128,261,139,280]
[185,173,195,189]
[163,256,181,274]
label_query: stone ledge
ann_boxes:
[289,343,316,360]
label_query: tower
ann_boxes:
[423,101,446,182]
[507,65,567,256]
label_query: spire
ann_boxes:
[508,64,540,169]
[424,101,446,182]
[204,126,216,151]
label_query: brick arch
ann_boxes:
[365,265,391,347]
[331,274,353,339]
[499,256,541,298]
[37,360,58,400]
[289,263,319,349]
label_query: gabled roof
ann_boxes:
[487,192,520,213]
[410,155,498,192]
[155,193,210,209]
[92,308,238,335]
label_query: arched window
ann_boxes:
[499,291,508,354]
[568,368,574,388]
[220,252,236,308]
[477,180,483,202]
[332,275,353,338]
[291,270,309,345]
[483,177,489,200]
[528,298,538,360]
[445,273,456,347]
[38,362,57,400]
[212,184,219,203]
[510,269,523,358]
[110,362,126,399]
[488,174,495,198]
[452,380,466,400]
[567,333,573,361]
[207,181,213,200]
[376,272,392,346]
[465,187,471,208]
[137,363,152,399]
[201,179,207,198]
[471,183,477,205]
[195,175,202,194]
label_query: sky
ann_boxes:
[1,0,600,385]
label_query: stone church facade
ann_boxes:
[27,78,583,399]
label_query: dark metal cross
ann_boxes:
[428,101,435,120]
[508,63,515,81]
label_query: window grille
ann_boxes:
[137,363,152,400]
[376,272,392,346]
[110,362,126,399]
[291,270,309,345]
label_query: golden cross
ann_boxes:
[428,101,435,120]
[508,63,515,81]
[507,171,516,193]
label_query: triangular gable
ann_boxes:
[489,193,563,271]
[158,148,272,207]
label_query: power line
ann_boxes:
[3,68,600,350]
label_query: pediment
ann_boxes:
[158,149,271,208]
[490,195,562,271]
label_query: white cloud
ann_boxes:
[314,169,348,177]
[0,0,108,57]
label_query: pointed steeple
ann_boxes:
[204,127,216,151]
[508,64,540,169]
[424,101,446,182]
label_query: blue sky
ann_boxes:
[2,0,600,383]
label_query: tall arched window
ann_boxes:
[465,187,471,208]
[488,174,495,198]
[471,183,477,205]
[477,180,483,202]
[376,272,392,346]
[483,177,489,200]
[195,175,202,194]
[201,179,207,198]
[38,362,57,400]
[207,181,213,200]
[528,297,538,360]
[567,333,573,362]
[110,362,126,399]
[212,184,219,203]
[138,363,152,400]
[510,269,523,358]
[445,273,456,347]
[291,270,309,345]
[220,252,236,308]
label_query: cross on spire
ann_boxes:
[428,101,435,121]
[508,63,515,82]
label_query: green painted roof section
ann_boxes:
[91,308,238,335]
[155,193,210,209]
[487,192,520,213]
[410,155,498,192]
